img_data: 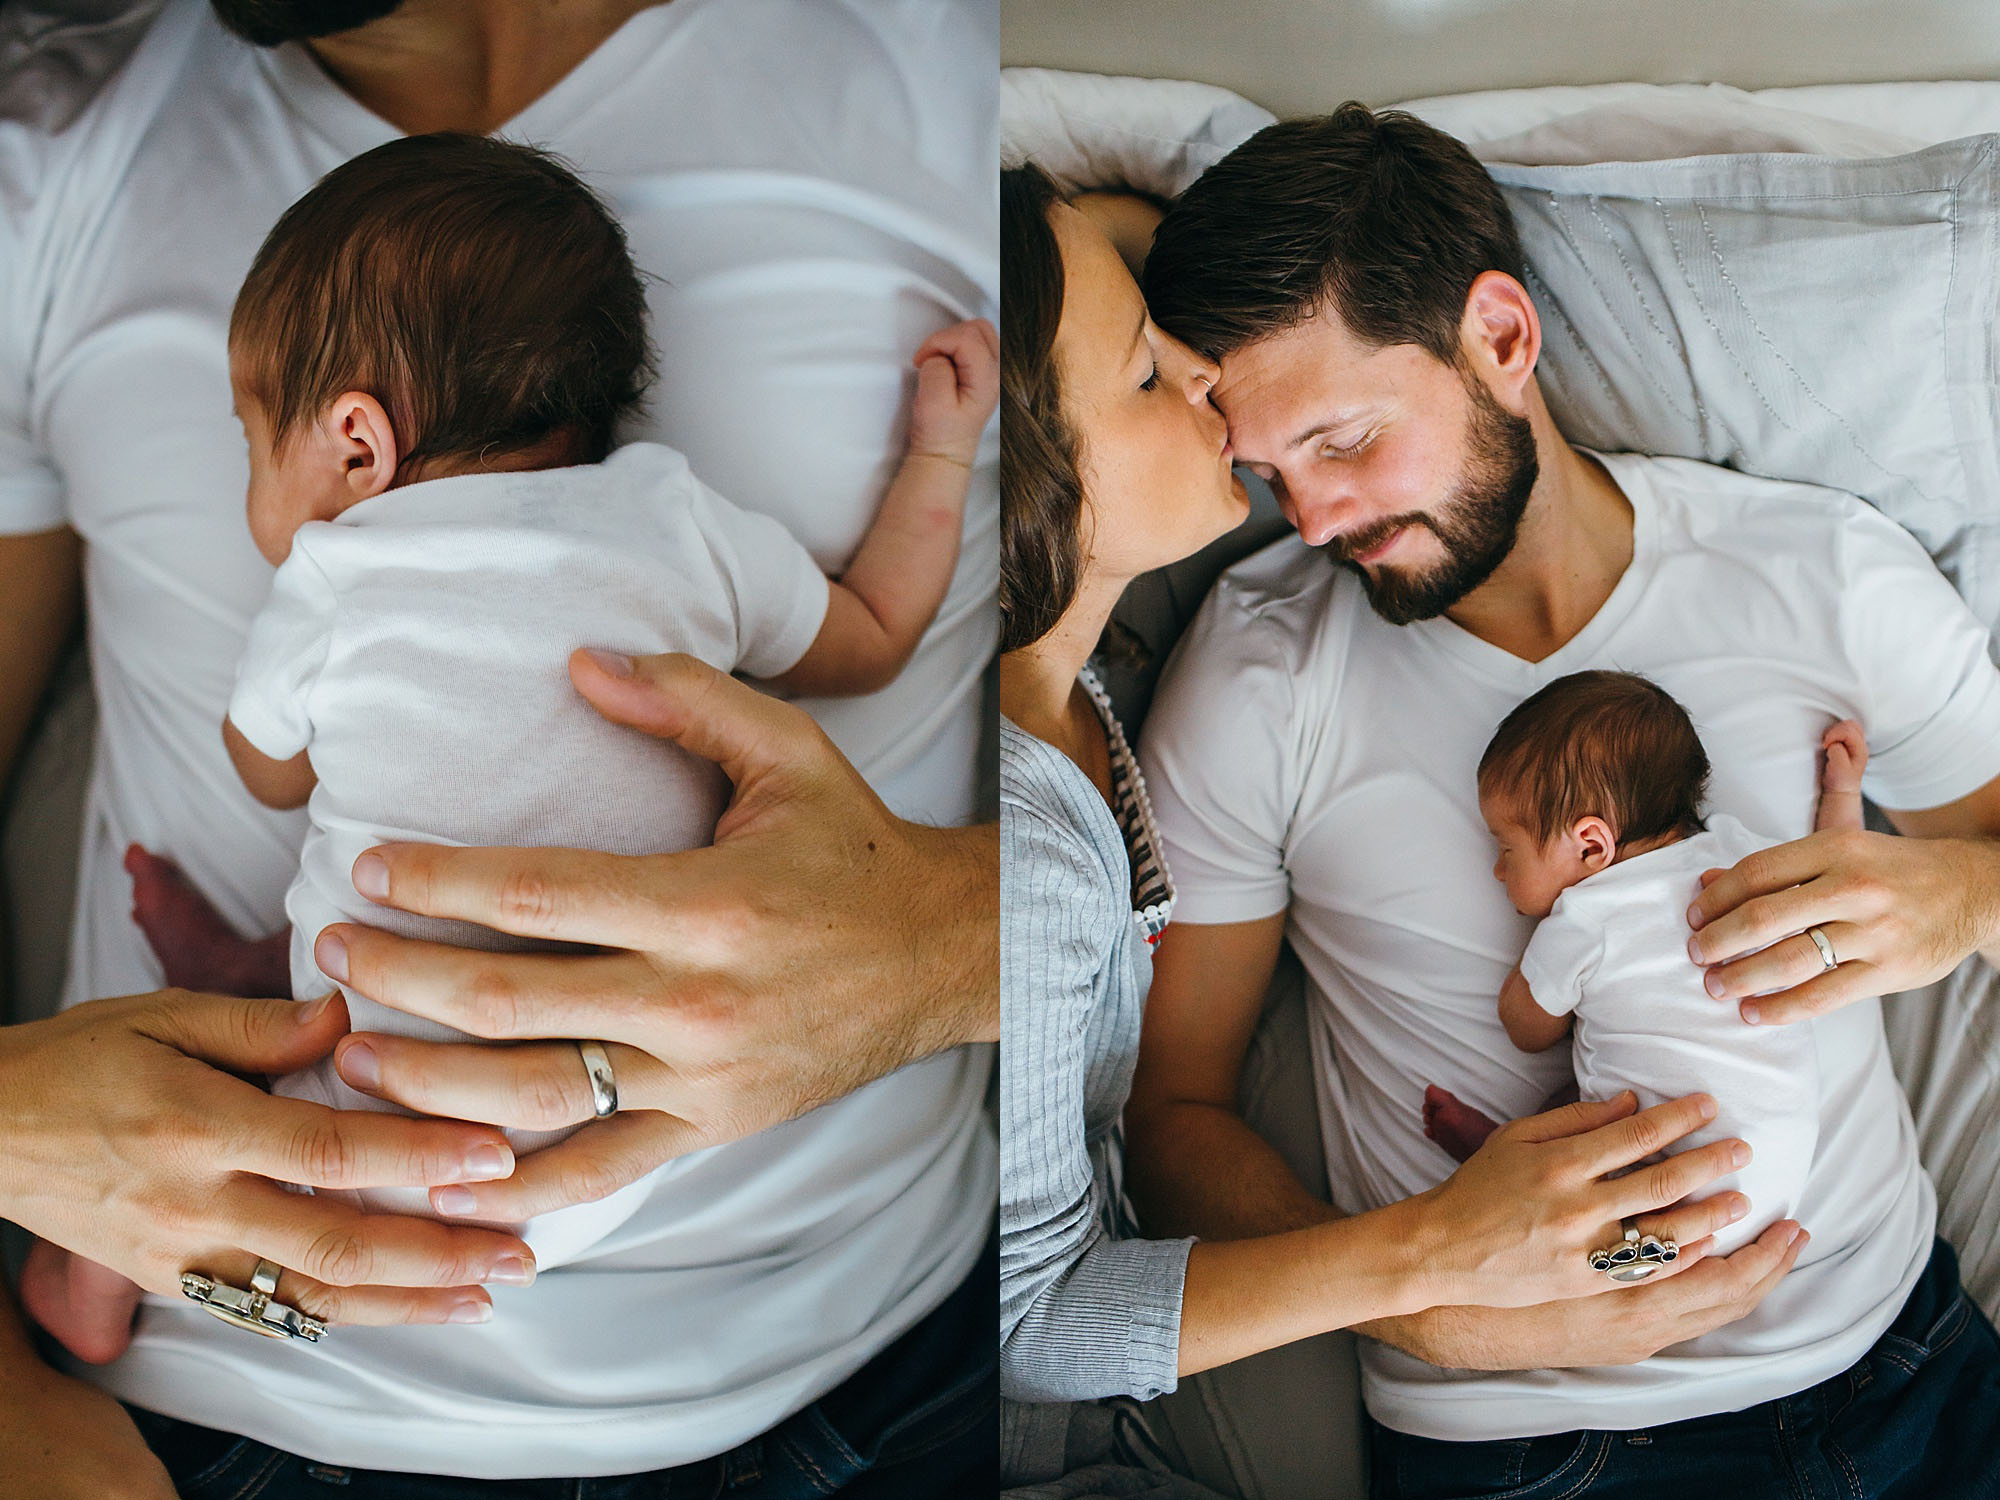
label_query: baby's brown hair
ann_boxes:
[1478,670,1709,846]
[230,132,653,471]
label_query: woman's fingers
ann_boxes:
[335,1033,673,1130]
[133,986,351,1076]
[215,1178,534,1292]
[1500,1089,1637,1145]
[1665,1222,1809,1338]
[1633,1190,1750,1252]
[429,1112,712,1221]
[1568,1092,1717,1177]
[193,1254,496,1328]
[1607,1137,1751,1223]
[209,1080,517,1190]
[324,926,661,1045]
[1698,921,1867,1004]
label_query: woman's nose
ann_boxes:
[1182,351,1222,403]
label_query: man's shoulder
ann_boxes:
[1611,451,1883,550]
[1182,531,1355,658]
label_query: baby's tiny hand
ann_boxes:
[907,318,998,468]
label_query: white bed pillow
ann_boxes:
[1490,138,2000,626]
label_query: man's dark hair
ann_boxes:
[1478,671,1710,846]
[999,163,1086,654]
[210,0,403,46]
[231,132,653,470]
[1144,103,1526,363]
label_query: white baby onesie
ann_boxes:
[226,441,830,1264]
[1517,813,1819,1256]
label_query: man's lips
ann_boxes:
[1349,526,1405,564]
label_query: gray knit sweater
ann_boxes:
[999,677,1194,1412]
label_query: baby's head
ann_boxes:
[1476,670,1710,917]
[228,132,653,564]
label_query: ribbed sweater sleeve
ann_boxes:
[1000,723,1194,1403]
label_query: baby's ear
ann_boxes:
[1572,815,1616,872]
[322,390,400,504]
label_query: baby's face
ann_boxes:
[1480,793,1595,919]
[231,372,316,568]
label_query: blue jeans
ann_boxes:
[1368,1240,2000,1500]
[127,1240,995,1500]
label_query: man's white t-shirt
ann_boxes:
[0,0,996,1478]
[1143,450,2000,1441]
[230,444,831,1266]
[1520,814,1819,1259]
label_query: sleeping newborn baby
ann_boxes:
[21,132,996,1361]
[1426,670,1865,1255]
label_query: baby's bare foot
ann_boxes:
[19,1240,144,1365]
[125,844,291,998]
[1422,1084,1501,1164]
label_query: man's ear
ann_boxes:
[320,391,401,502]
[1458,270,1541,408]
[1570,814,1616,874]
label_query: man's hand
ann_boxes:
[315,650,997,1222]
[1688,827,2000,1025]
[1,989,535,1326]
[1363,1220,1809,1369]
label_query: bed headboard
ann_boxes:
[1000,0,2000,119]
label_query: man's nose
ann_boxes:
[1284,473,1358,549]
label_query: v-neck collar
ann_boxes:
[1405,449,1659,692]
[253,0,694,159]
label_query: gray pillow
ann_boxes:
[1491,136,2000,630]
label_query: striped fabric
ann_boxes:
[1080,666,1176,944]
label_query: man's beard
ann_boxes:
[1325,373,1538,626]
[209,0,404,46]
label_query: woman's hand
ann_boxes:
[1,989,536,1326]
[1411,1091,1761,1310]
[316,650,997,1221]
[0,1363,175,1500]
[1687,827,2000,1025]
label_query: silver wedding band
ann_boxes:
[180,1258,326,1342]
[577,1039,618,1118]
[1806,925,1839,971]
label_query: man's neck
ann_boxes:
[1443,396,1634,664]
[306,0,668,136]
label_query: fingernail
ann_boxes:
[1742,1003,1761,1026]
[1686,934,1704,962]
[1704,971,1726,998]
[1731,1141,1751,1167]
[461,1144,512,1181]
[1687,906,1705,931]
[340,1040,380,1091]
[353,853,390,902]
[582,647,634,678]
[487,1255,536,1286]
[1697,1095,1717,1121]
[317,931,349,984]
[448,1298,492,1324]
[296,992,333,1026]
[1728,1196,1748,1222]
[434,1185,479,1215]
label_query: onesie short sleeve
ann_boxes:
[226,540,339,760]
[1837,498,2000,810]
[1516,893,1605,1020]
[683,478,830,680]
[1140,576,1302,925]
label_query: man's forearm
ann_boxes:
[1126,1098,1339,1241]
[916,820,998,1049]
